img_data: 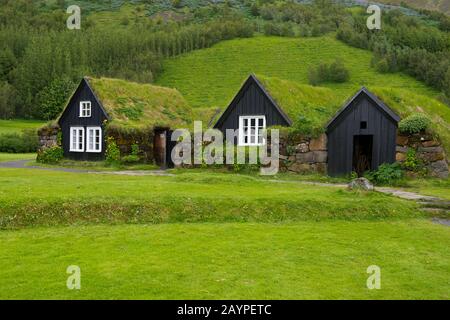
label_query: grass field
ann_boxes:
[0,119,45,135]
[0,153,35,162]
[156,36,437,109]
[0,168,420,229]
[0,220,448,299]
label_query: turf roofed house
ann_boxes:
[214,74,402,176]
[53,77,192,166]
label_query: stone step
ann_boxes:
[421,207,450,217]
[418,201,450,210]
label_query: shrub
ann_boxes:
[402,148,425,174]
[308,59,349,85]
[105,137,120,164]
[0,129,38,153]
[398,113,431,134]
[36,146,63,164]
[121,144,140,164]
[365,163,404,185]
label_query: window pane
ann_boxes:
[251,118,255,126]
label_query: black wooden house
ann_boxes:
[326,87,400,176]
[214,75,400,176]
[58,78,109,161]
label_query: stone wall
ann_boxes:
[396,133,449,178]
[279,133,328,174]
[107,130,155,162]
[37,125,59,150]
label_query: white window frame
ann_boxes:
[238,115,266,146]
[69,127,85,152]
[79,101,92,118]
[86,126,102,153]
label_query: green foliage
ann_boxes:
[36,146,63,164]
[402,148,425,174]
[0,81,15,119]
[121,143,141,164]
[105,137,120,164]
[399,113,431,134]
[308,60,350,85]
[36,77,75,120]
[0,129,38,153]
[365,163,404,185]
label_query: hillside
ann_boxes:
[156,36,450,151]
[374,0,450,15]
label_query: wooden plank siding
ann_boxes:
[327,92,398,176]
[214,75,291,141]
[58,79,108,161]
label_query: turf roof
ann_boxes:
[85,77,193,129]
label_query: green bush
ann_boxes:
[402,148,426,174]
[0,129,38,153]
[105,137,120,165]
[36,146,63,164]
[398,113,431,134]
[308,59,349,85]
[365,163,404,185]
[121,143,140,164]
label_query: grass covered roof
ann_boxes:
[253,75,450,152]
[86,77,193,130]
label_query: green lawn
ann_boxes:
[0,168,420,229]
[0,119,45,135]
[0,220,448,299]
[0,152,35,162]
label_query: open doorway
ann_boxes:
[352,135,373,176]
[153,128,175,169]
[154,128,167,168]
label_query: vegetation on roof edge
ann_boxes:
[86,77,193,130]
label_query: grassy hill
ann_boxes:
[156,36,437,108]
[156,35,450,150]
[375,0,450,15]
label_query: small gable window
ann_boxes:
[360,121,367,129]
[86,127,102,153]
[70,127,84,152]
[80,101,91,117]
[239,115,266,146]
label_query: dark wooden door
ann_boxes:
[154,130,167,167]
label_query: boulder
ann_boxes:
[348,178,374,191]
[295,142,309,153]
[396,152,406,162]
[296,152,314,163]
[428,160,449,179]
[309,134,327,151]
[288,162,311,173]
[422,140,440,148]
[396,135,409,146]
[396,146,408,153]
[312,151,328,163]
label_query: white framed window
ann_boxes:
[238,115,266,146]
[79,101,91,117]
[86,127,102,153]
[70,127,85,152]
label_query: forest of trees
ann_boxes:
[0,0,449,120]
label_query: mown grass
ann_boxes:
[0,119,45,135]
[27,159,159,171]
[0,152,35,162]
[0,220,448,299]
[0,168,420,229]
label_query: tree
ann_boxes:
[36,77,75,120]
